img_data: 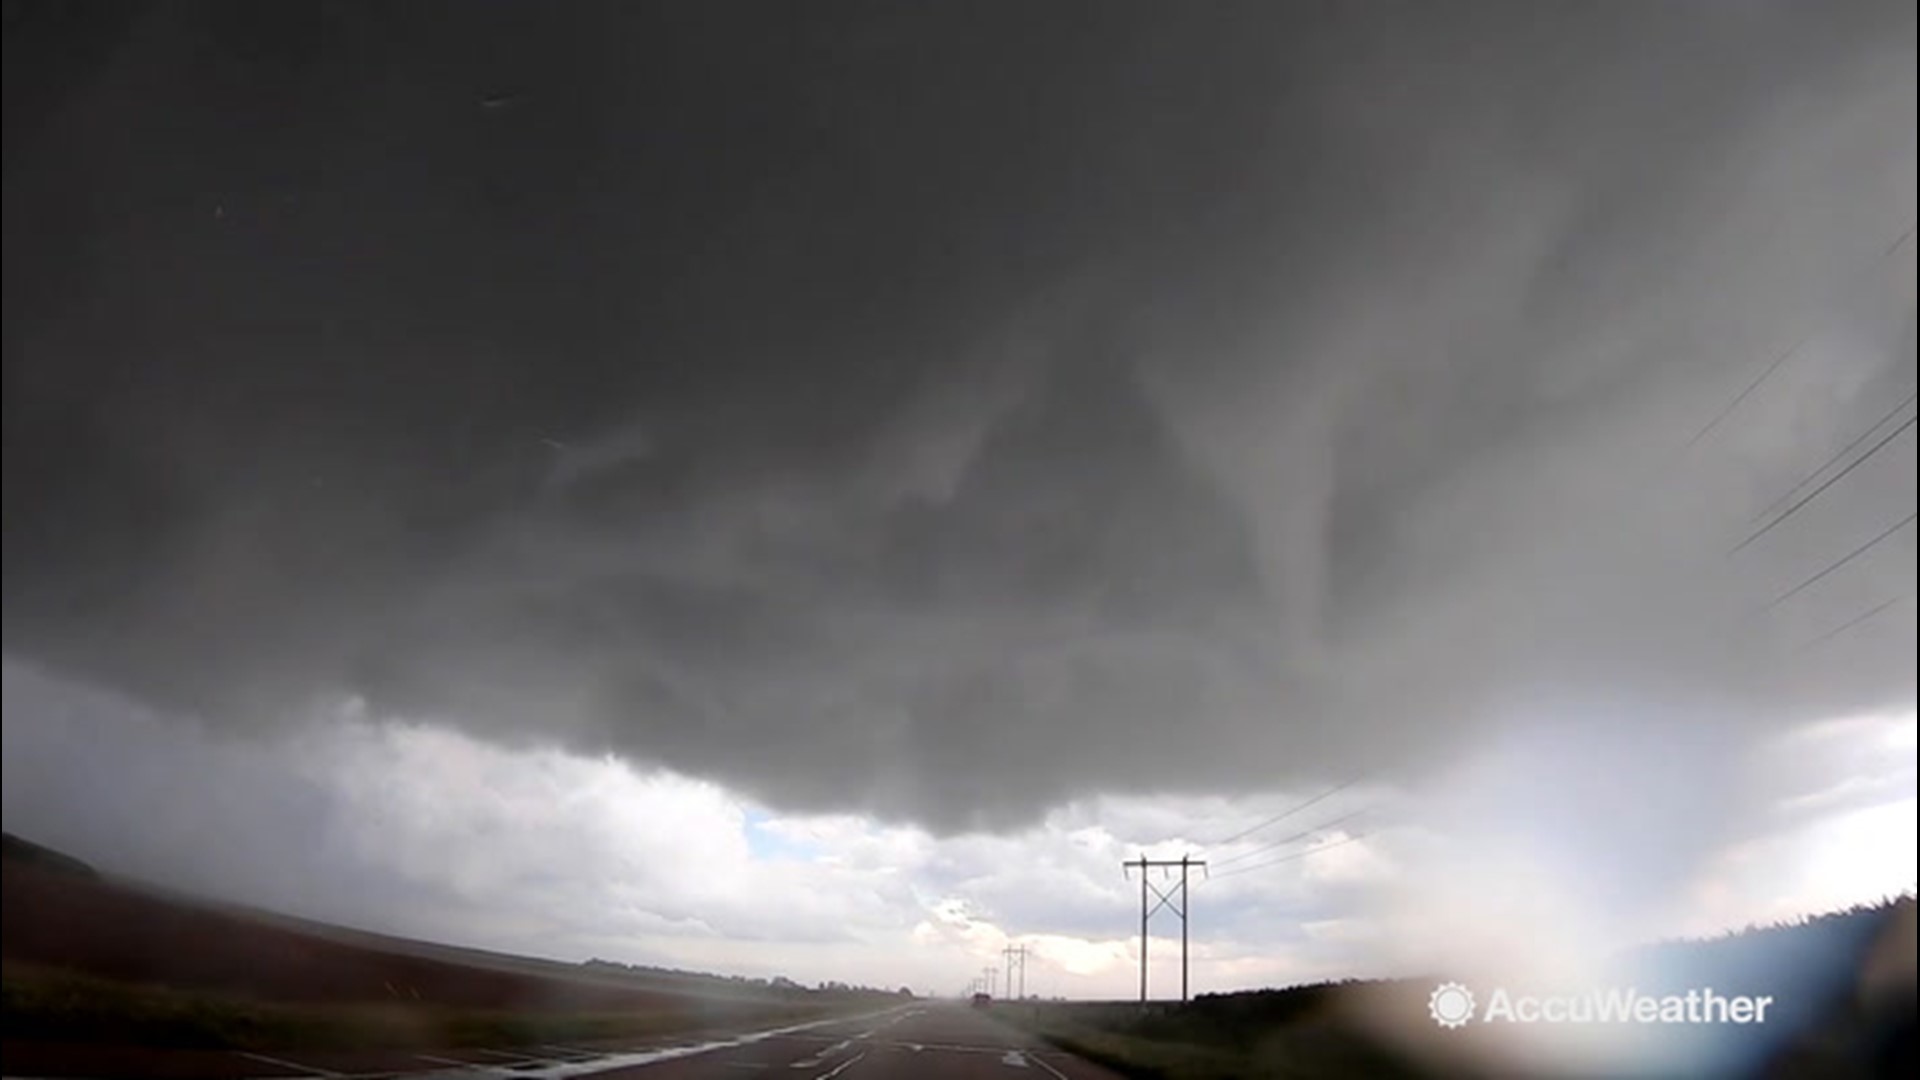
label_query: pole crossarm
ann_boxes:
[1123,855,1207,1004]
[1001,943,1030,1001]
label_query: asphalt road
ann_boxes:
[590,1004,1125,1079]
[3,1004,1127,1080]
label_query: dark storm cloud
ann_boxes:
[4,2,1915,831]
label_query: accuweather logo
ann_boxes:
[1428,982,1775,1028]
[1429,982,1476,1028]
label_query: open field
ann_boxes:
[2,840,822,1014]
[1,836,897,1076]
[2,962,849,1052]
[993,898,1915,1080]
[989,988,1452,1080]
[3,832,1910,1078]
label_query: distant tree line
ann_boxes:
[579,958,906,1000]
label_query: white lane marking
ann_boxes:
[235,1051,344,1077]
[387,1070,500,1079]
[865,1040,1019,1054]
[1029,1053,1071,1080]
[855,1011,911,1039]
[813,1051,867,1080]
[723,1066,771,1071]
[230,1070,481,1080]
[479,1005,911,1079]
[790,1037,853,1067]
[412,1054,484,1068]
[1002,1050,1030,1067]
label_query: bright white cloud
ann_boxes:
[1681,709,1918,934]
[3,660,1912,1001]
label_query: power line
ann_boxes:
[1686,335,1808,449]
[1163,218,1916,965]
[1210,831,1376,881]
[1733,414,1917,554]
[1888,221,1917,256]
[1747,391,1917,528]
[1208,777,1362,848]
[1768,511,1918,611]
[1686,218,1914,454]
[1793,594,1909,655]
[1210,805,1372,869]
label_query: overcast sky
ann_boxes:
[3,1,1915,1000]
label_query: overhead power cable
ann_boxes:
[1768,511,1918,611]
[1748,391,1916,528]
[1210,832,1376,881]
[1734,414,1917,554]
[1793,594,1909,655]
[1686,336,1808,449]
[1207,777,1362,848]
[1686,219,1915,454]
[1211,805,1372,869]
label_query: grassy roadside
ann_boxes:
[989,997,1447,1080]
[1,964,852,1053]
[1002,1013,1242,1080]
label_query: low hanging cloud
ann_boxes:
[2,2,1914,839]
[5,658,1909,998]
[0,656,1414,995]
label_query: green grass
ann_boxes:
[993,996,1449,1080]
[1019,1021,1245,1080]
[1,965,848,1052]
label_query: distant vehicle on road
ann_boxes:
[971,992,991,1008]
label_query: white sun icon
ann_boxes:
[1429,981,1476,1028]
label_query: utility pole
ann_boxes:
[983,966,998,999]
[1002,943,1029,1000]
[1121,854,1206,1004]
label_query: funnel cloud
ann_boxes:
[4,1,1914,836]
